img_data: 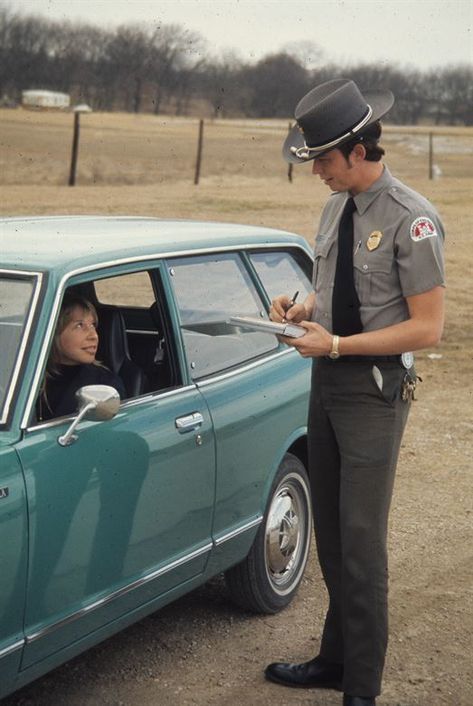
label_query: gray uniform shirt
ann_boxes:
[312,166,445,332]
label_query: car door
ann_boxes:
[16,265,216,667]
[166,248,313,555]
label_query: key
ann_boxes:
[401,372,419,402]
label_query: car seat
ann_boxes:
[96,306,147,398]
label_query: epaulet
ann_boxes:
[387,183,432,214]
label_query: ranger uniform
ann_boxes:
[265,79,446,706]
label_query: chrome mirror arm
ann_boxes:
[57,401,97,447]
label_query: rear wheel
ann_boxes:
[225,452,312,614]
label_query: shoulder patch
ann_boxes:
[410,216,438,242]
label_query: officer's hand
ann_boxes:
[270,295,291,322]
[284,320,333,357]
[270,296,306,323]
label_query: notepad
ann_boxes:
[229,316,306,338]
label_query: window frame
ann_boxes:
[0,269,44,428]
[164,246,313,382]
[20,243,313,429]
[22,260,185,430]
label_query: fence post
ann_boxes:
[287,121,293,182]
[194,119,204,185]
[68,112,80,186]
[428,132,434,180]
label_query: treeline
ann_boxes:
[1,6,472,125]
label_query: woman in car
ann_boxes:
[38,294,126,421]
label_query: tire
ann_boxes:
[225,452,312,614]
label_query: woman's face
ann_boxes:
[57,306,99,365]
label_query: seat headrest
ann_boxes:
[97,307,128,373]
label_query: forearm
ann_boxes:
[339,317,443,356]
[289,286,445,359]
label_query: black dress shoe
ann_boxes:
[264,655,343,690]
[343,694,376,706]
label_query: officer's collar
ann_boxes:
[351,166,394,215]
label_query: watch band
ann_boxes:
[329,334,340,359]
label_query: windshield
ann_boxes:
[0,276,36,423]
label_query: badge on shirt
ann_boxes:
[410,217,438,242]
[366,230,383,251]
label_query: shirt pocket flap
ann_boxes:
[314,237,335,260]
[354,250,393,275]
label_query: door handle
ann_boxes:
[175,412,204,432]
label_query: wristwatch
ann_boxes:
[329,334,340,360]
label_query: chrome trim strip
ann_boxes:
[213,515,263,547]
[26,384,198,432]
[26,542,213,643]
[1,270,43,425]
[21,241,311,428]
[196,347,295,388]
[0,639,24,659]
[119,384,196,410]
[27,387,197,431]
[126,329,160,336]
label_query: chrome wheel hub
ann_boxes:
[264,474,310,594]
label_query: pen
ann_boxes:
[282,291,299,321]
[354,240,362,255]
[289,290,299,307]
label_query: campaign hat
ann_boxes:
[283,78,394,164]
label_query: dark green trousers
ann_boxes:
[308,357,411,697]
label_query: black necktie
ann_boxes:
[332,197,363,336]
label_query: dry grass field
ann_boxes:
[1,109,472,706]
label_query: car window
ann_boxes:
[0,276,36,421]
[168,253,278,379]
[249,250,313,304]
[35,267,180,424]
[94,271,155,307]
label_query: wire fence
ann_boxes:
[1,108,472,187]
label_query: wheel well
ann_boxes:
[287,435,308,471]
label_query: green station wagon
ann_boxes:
[0,216,314,698]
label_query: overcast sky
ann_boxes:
[15,0,473,70]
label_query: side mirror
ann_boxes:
[58,385,120,447]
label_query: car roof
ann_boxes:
[1,216,309,273]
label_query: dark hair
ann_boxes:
[338,120,385,162]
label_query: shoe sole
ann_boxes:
[264,672,343,691]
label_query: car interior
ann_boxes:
[71,280,180,399]
[33,276,181,425]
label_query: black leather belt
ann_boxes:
[323,355,401,363]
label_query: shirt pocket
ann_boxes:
[353,249,394,305]
[313,238,335,294]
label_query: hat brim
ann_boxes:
[282,88,394,164]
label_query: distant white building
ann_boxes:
[22,90,70,110]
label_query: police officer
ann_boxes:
[265,79,445,706]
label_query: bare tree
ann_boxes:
[283,40,324,71]
[239,52,310,117]
[0,7,50,99]
[103,25,152,112]
[199,51,243,118]
[436,66,473,125]
[1,5,471,124]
